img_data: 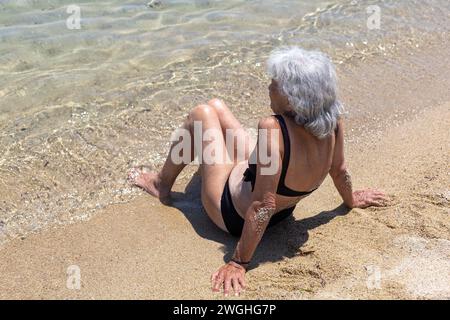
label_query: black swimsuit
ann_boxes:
[220,115,317,237]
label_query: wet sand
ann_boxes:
[0,42,449,300]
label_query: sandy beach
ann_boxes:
[0,38,449,300]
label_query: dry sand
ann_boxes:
[0,41,449,300]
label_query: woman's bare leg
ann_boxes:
[208,98,254,162]
[191,104,234,231]
[129,103,233,231]
[129,99,248,199]
[128,114,194,202]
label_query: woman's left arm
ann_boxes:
[211,117,282,296]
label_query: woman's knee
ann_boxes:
[189,104,217,121]
[207,98,228,117]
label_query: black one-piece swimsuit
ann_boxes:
[220,114,317,237]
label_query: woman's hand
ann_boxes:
[211,262,246,296]
[352,189,388,208]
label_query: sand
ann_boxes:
[0,42,449,300]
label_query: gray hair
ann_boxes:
[267,46,343,138]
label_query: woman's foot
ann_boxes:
[128,166,171,202]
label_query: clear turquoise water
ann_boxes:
[0,0,449,242]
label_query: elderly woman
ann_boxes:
[129,47,387,296]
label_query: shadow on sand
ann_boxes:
[167,173,350,269]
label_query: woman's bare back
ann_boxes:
[229,114,336,218]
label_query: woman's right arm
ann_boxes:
[329,120,387,208]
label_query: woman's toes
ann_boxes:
[128,166,152,184]
[127,168,141,184]
[127,166,172,202]
[128,167,167,199]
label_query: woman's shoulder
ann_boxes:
[257,115,279,129]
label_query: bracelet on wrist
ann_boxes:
[230,258,250,266]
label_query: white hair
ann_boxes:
[267,46,343,138]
